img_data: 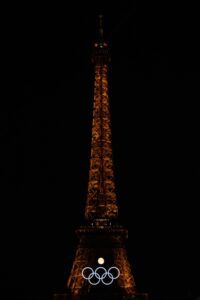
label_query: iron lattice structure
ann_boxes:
[85,61,118,220]
[66,16,137,300]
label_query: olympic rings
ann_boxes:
[82,266,120,286]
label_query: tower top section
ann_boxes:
[92,14,110,64]
[98,14,104,41]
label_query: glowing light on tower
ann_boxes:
[98,257,105,265]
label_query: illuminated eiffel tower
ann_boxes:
[54,16,146,300]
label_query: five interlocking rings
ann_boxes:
[82,266,120,285]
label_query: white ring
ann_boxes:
[108,267,120,279]
[101,275,114,285]
[88,274,101,286]
[95,267,107,279]
[82,267,94,280]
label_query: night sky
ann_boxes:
[1,2,199,300]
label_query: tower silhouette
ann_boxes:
[63,16,139,300]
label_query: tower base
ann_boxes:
[66,223,136,299]
[52,293,148,300]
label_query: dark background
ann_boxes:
[1,1,199,300]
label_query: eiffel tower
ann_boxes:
[54,16,144,300]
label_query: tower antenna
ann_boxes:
[98,14,104,40]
